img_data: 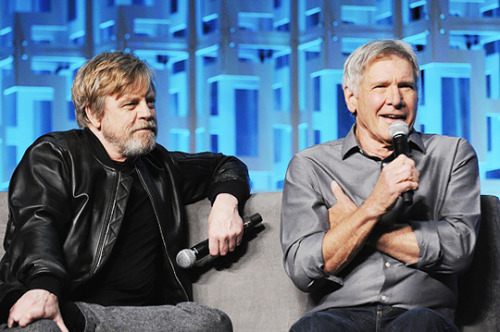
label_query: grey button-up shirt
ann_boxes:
[281,126,481,320]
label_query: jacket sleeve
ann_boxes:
[167,151,251,206]
[3,137,72,297]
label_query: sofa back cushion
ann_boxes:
[185,191,307,332]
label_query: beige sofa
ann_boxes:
[0,191,499,332]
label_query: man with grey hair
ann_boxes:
[0,51,250,332]
[281,39,480,331]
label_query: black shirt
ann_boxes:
[79,163,164,306]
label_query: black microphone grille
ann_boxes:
[389,121,409,138]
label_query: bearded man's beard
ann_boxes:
[102,120,158,158]
[120,130,157,158]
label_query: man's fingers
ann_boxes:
[16,310,39,328]
[330,180,348,202]
[18,313,34,327]
[7,314,15,328]
[330,180,340,197]
[210,237,229,256]
[207,194,243,257]
[219,238,229,256]
[54,315,69,332]
[229,227,243,252]
[211,233,241,257]
[220,239,227,256]
[6,289,64,330]
[236,233,243,247]
[209,238,219,257]
[9,307,36,328]
[228,237,236,253]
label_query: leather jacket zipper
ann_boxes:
[92,172,123,275]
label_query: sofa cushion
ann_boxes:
[185,191,307,332]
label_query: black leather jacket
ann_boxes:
[0,129,250,304]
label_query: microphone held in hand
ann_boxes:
[389,121,413,205]
[176,213,263,269]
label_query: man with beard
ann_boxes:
[0,51,250,332]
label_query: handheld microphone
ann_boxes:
[389,121,413,205]
[176,213,263,269]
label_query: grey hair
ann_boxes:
[342,39,420,96]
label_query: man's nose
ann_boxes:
[137,100,154,119]
[386,85,404,107]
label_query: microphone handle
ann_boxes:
[243,213,263,229]
[192,213,262,258]
[393,134,410,157]
[393,134,413,205]
[402,191,413,205]
[192,239,209,257]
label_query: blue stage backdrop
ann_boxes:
[0,0,499,196]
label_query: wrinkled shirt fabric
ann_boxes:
[281,126,480,320]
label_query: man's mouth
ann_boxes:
[134,126,157,135]
[381,114,407,120]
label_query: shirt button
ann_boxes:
[385,262,391,268]
[381,295,388,302]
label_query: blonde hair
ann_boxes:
[72,51,154,128]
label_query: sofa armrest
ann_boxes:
[456,195,500,331]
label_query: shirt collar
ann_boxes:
[341,124,426,160]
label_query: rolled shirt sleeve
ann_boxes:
[411,137,480,273]
[281,153,344,291]
[280,131,481,299]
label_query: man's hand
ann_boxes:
[328,181,358,229]
[323,180,375,273]
[364,154,419,215]
[207,193,243,256]
[323,155,419,273]
[7,289,69,332]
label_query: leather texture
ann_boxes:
[0,129,249,304]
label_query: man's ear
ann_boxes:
[85,106,101,130]
[343,87,357,116]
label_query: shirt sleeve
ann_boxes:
[410,138,481,273]
[28,274,63,298]
[280,155,343,292]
